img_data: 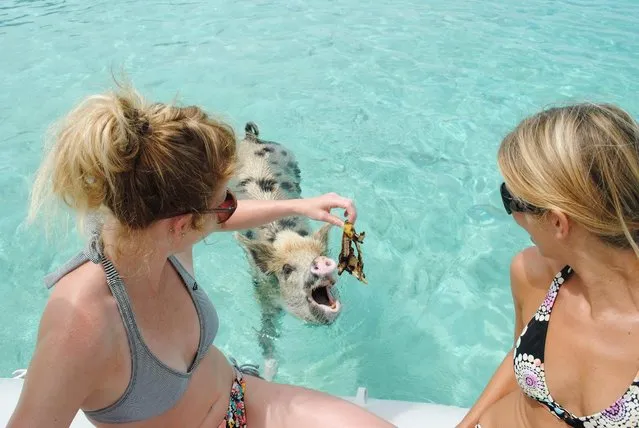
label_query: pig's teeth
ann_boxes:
[328,288,335,305]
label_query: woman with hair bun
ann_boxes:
[8,85,394,428]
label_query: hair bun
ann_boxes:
[28,84,238,234]
[138,117,151,135]
[112,95,151,164]
[128,105,151,137]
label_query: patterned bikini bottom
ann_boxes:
[218,358,261,428]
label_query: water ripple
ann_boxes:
[0,0,638,409]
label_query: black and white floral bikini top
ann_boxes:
[514,265,639,427]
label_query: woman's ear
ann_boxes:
[548,209,570,240]
[168,214,193,238]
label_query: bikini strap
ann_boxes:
[168,255,199,291]
[43,224,103,289]
[555,265,574,289]
[87,231,141,340]
[43,250,91,289]
[533,265,574,318]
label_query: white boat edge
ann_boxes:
[0,377,468,427]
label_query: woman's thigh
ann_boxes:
[244,375,396,428]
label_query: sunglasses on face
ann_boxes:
[500,182,543,215]
[199,189,238,224]
[164,189,238,224]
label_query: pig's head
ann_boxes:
[236,224,342,324]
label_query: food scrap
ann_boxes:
[337,221,367,284]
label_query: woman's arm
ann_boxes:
[7,291,109,428]
[219,192,357,231]
[176,192,357,272]
[456,250,532,428]
[456,349,518,428]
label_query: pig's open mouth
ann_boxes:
[309,280,339,312]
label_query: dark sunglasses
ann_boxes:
[500,182,543,215]
[164,189,238,224]
[199,189,238,224]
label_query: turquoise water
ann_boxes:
[1,0,638,409]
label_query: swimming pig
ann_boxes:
[231,122,341,380]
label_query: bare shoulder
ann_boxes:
[510,246,563,318]
[8,263,117,427]
[40,261,117,365]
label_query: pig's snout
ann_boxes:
[311,256,336,276]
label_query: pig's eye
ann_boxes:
[282,264,295,276]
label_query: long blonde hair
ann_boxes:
[29,83,237,239]
[498,103,639,255]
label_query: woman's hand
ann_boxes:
[294,192,357,228]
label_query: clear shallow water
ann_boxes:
[1,0,638,409]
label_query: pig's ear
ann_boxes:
[236,233,274,273]
[313,223,332,248]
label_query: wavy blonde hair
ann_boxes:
[498,103,639,255]
[29,83,237,239]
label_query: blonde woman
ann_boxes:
[458,103,639,428]
[8,86,394,428]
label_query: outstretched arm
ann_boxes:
[175,192,357,283]
[219,193,357,231]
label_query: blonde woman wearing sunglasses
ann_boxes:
[8,86,394,428]
[459,103,639,428]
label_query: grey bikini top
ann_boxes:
[43,230,220,423]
